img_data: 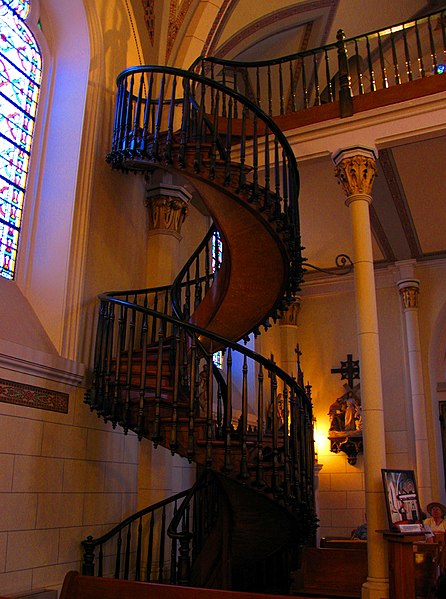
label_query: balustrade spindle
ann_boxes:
[209,91,219,180]
[141,73,153,156]
[169,329,181,453]
[270,362,280,496]
[324,49,333,102]
[114,84,124,150]
[98,544,103,577]
[153,73,165,159]
[274,137,280,213]
[205,351,214,470]
[221,67,227,117]
[390,32,401,85]
[354,40,364,94]
[152,327,164,445]
[210,62,215,113]
[131,74,144,150]
[256,66,261,108]
[263,126,271,210]
[151,292,159,345]
[158,506,166,582]
[403,24,413,81]
[124,74,135,150]
[441,11,446,54]
[239,354,249,480]
[366,36,376,91]
[115,530,122,578]
[136,312,148,439]
[279,63,284,115]
[103,303,115,420]
[124,524,131,579]
[282,386,291,499]
[223,347,233,473]
[237,106,247,192]
[289,60,296,112]
[187,339,197,461]
[204,243,210,292]
[135,517,143,581]
[254,365,265,488]
[415,21,425,77]
[179,79,190,167]
[428,16,438,74]
[251,115,259,201]
[233,70,239,118]
[313,54,321,105]
[267,65,273,116]
[165,76,177,163]
[123,305,136,432]
[146,513,155,581]
[301,58,309,108]
[377,33,388,88]
[224,97,233,186]
[170,502,179,584]
[194,256,201,309]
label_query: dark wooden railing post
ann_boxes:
[177,535,192,585]
[82,536,95,576]
[336,29,353,118]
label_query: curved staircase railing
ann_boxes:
[190,8,446,118]
[106,65,304,341]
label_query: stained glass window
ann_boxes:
[0,0,41,279]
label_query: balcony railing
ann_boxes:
[190,8,446,119]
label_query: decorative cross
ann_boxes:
[331,354,360,389]
[295,344,304,386]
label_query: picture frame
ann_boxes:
[381,469,423,532]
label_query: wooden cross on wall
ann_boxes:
[330,354,360,389]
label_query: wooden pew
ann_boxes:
[59,571,309,599]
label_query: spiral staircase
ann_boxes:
[83,7,446,595]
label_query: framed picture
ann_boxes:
[381,469,423,532]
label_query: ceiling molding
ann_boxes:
[369,203,396,263]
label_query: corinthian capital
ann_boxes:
[332,146,377,201]
[145,183,191,237]
[397,279,420,310]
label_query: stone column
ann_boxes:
[396,263,432,507]
[279,296,302,376]
[332,147,389,599]
[138,182,193,514]
[145,182,191,286]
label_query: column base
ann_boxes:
[361,578,389,599]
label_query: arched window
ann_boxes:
[0,0,41,279]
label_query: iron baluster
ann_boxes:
[152,326,164,446]
[415,20,425,77]
[153,73,166,159]
[390,32,401,85]
[146,512,155,581]
[179,79,190,167]
[130,74,144,150]
[428,16,438,74]
[254,364,265,488]
[114,529,122,578]
[205,350,214,470]
[187,338,197,461]
[141,72,153,155]
[135,517,143,581]
[221,66,227,117]
[158,506,166,582]
[233,70,238,118]
[279,63,284,115]
[164,75,177,163]
[403,24,413,81]
[239,353,249,480]
[324,48,333,102]
[136,311,148,440]
[377,32,388,88]
[366,35,376,91]
[223,347,233,473]
[313,53,321,105]
[237,105,247,192]
[123,73,135,151]
[209,90,220,180]
[169,328,181,453]
[336,29,353,117]
[124,523,131,579]
[301,57,309,108]
[224,97,233,186]
[289,60,296,111]
[263,125,270,211]
[113,83,124,150]
[354,40,364,94]
[268,64,273,115]
[256,66,261,108]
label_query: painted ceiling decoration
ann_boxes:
[205,0,338,59]
[166,0,194,60]
[141,0,155,46]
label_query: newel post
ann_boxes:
[336,29,353,118]
[177,535,192,585]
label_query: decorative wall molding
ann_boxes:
[0,378,69,413]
